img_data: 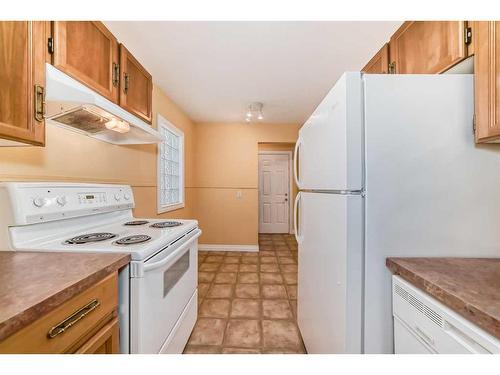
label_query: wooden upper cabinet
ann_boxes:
[52,21,119,103]
[389,21,468,74]
[473,21,500,143]
[119,44,153,123]
[0,21,47,146]
[362,43,390,74]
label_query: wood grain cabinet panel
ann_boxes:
[0,21,46,146]
[473,21,500,143]
[75,318,120,354]
[362,43,390,74]
[0,273,119,354]
[53,21,119,103]
[389,21,468,74]
[119,44,153,123]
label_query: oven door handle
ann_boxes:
[143,229,202,273]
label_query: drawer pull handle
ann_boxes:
[47,299,100,339]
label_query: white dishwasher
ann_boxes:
[392,276,500,354]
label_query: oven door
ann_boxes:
[130,228,201,354]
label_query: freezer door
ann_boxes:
[296,72,363,191]
[297,191,363,353]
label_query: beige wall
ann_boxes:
[133,85,196,219]
[0,83,300,247]
[0,84,196,220]
[193,123,300,245]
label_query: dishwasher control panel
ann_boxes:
[392,276,500,354]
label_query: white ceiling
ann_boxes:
[104,21,402,124]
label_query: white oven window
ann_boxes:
[157,115,184,213]
[163,251,190,297]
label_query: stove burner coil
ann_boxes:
[150,221,183,228]
[124,220,150,226]
[65,232,117,244]
[114,235,152,245]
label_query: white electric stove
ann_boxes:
[0,182,201,354]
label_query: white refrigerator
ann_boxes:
[294,72,500,354]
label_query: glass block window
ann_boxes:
[157,115,184,213]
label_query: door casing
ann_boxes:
[258,151,294,234]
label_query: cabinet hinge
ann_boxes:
[464,27,472,45]
[47,37,54,54]
[472,114,476,134]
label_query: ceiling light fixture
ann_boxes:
[245,102,264,123]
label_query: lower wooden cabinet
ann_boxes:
[0,273,120,354]
[389,21,469,74]
[0,21,48,146]
[362,43,389,74]
[75,318,120,354]
[473,21,500,143]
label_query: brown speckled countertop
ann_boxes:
[386,257,500,339]
[0,251,130,341]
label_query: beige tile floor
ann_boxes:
[183,233,306,354]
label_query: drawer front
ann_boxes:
[0,273,118,354]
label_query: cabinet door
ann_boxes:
[53,21,119,103]
[75,318,120,354]
[474,21,500,143]
[362,43,389,74]
[389,21,467,74]
[119,44,153,123]
[0,21,46,146]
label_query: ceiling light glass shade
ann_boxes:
[245,102,263,123]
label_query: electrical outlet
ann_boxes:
[236,190,243,199]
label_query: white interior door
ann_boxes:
[259,153,290,233]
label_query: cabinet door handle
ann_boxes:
[34,84,45,122]
[112,63,119,87]
[124,73,130,93]
[388,62,396,74]
[47,299,100,339]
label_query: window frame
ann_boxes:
[156,114,185,214]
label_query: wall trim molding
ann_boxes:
[0,174,156,187]
[198,244,259,252]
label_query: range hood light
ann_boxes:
[44,64,164,144]
[105,118,130,133]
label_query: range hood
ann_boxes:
[45,63,164,145]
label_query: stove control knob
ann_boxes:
[114,193,121,201]
[124,193,130,201]
[33,196,47,208]
[56,196,67,206]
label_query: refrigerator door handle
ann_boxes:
[294,191,303,244]
[293,137,302,189]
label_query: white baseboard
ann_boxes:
[198,244,259,252]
